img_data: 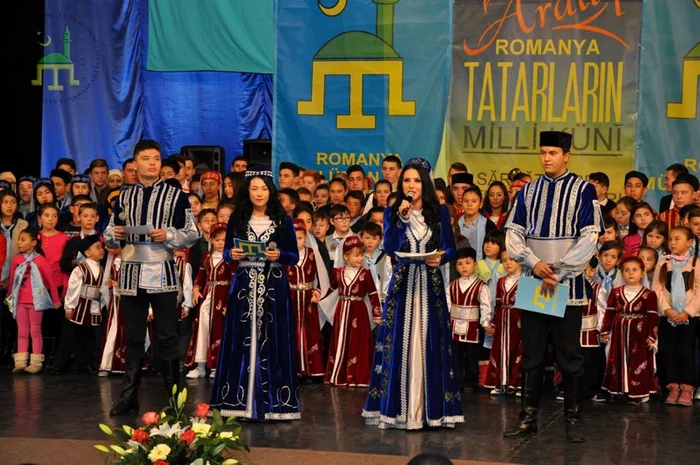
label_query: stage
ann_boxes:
[1,371,698,465]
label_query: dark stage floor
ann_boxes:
[1,371,699,464]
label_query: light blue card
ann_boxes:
[515,277,569,318]
[234,238,266,258]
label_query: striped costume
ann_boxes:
[505,171,603,306]
[104,179,200,296]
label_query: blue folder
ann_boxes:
[514,276,569,318]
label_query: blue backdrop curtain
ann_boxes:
[40,0,272,175]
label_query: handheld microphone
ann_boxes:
[401,192,415,218]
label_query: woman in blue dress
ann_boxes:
[362,158,464,430]
[210,167,300,420]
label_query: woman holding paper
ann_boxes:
[362,158,464,430]
[210,167,300,421]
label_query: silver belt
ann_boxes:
[80,285,101,300]
[339,296,362,301]
[121,243,173,263]
[620,313,646,319]
[290,282,312,290]
[526,238,575,266]
[239,261,281,269]
[210,281,230,286]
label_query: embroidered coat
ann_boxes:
[484,275,523,391]
[601,286,658,398]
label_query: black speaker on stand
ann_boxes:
[180,146,226,176]
[243,139,272,169]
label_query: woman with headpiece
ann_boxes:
[210,166,301,420]
[362,158,464,430]
[199,171,222,211]
[24,178,57,230]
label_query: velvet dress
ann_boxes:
[210,215,300,420]
[362,206,464,430]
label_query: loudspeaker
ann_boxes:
[244,139,272,168]
[180,146,225,175]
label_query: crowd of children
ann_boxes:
[0,156,699,412]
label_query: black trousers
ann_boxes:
[53,320,95,371]
[664,318,697,386]
[521,306,585,380]
[582,346,606,397]
[0,289,17,366]
[122,292,179,365]
[453,339,482,390]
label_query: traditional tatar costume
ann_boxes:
[321,235,381,387]
[285,219,325,378]
[186,223,236,377]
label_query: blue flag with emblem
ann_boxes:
[515,277,569,319]
[273,0,452,181]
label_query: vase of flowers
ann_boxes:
[95,385,249,465]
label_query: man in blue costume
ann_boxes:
[105,139,201,416]
[503,131,603,443]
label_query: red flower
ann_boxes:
[180,429,196,446]
[141,411,160,426]
[131,428,149,444]
[154,461,169,465]
[194,403,210,419]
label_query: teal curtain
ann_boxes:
[148,0,274,73]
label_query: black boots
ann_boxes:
[564,374,585,443]
[162,359,181,395]
[503,372,542,438]
[109,357,143,416]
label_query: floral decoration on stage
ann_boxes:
[95,385,249,465]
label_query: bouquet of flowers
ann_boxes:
[95,385,249,465]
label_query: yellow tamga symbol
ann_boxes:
[298,0,416,130]
[533,285,551,310]
[667,41,700,119]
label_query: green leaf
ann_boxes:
[190,459,204,465]
[99,424,113,436]
[225,416,237,426]
[211,443,226,455]
[231,426,242,437]
[94,445,110,454]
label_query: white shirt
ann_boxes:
[249,216,272,236]
[458,275,492,327]
[65,258,105,314]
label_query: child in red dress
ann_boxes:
[286,218,325,379]
[601,256,658,404]
[313,235,381,387]
[484,250,523,395]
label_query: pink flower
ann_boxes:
[179,429,196,446]
[194,403,210,419]
[141,411,160,426]
[131,428,149,444]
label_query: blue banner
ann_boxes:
[273,0,452,181]
[40,0,272,175]
[636,1,700,207]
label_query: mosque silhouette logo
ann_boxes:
[297,0,416,130]
[32,25,80,91]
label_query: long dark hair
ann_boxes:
[482,181,510,216]
[390,165,441,234]
[229,175,287,237]
[628,201,655,236]
[20,226,45,256]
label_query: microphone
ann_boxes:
[401,192,415,218]
[267,241,277,252]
